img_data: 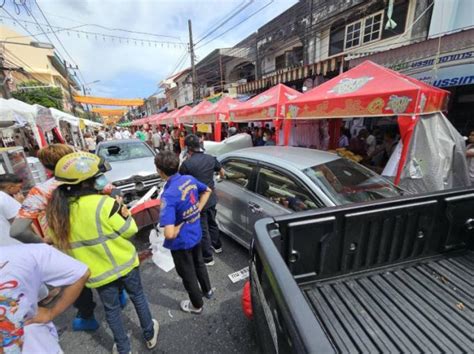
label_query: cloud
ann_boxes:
[7,0,297,98]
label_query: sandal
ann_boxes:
[180,300,203,314]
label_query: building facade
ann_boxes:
[0,25,81,111]
[237,0,434,94]
[159,68,193,109]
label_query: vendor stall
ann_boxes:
[50,108,85,149]
[229,84,301,145]
[284,60,468,192]
[191,96,240,142]
[0,98,50,150]
[161,106,191,127]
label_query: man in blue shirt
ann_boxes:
[155,151,213,314]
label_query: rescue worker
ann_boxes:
[155,151,213,313]
[46,152,159,353]
[9,143,108,332]
[179,134,225,265]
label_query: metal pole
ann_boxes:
[64,59,77,115]
[0,52,12,98]
[219,53,224,92]
[188,19,199,101]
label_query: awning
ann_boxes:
[161,106,191,125]
[192,96,240,124]
[179,100,213,124]
[285,60,450,120]
[236,55,345,94]
[230,83,301,122]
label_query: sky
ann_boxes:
[1,0,298,99]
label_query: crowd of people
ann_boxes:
[0,131,226,353]
[338,126,399,173]
[2,119,473,353]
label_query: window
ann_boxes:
[223,160,253,188]
[303,158,402,206]
[382,0,409,39]
[345,20,362,49]
[329,21,345,56]
[256,167,318,212]
[363,12,383,43]
[275,54,285,70]
[98,142,154,162]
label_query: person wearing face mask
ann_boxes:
[46,152,159,353]
[263,130,275,146]
[10,144,127,333]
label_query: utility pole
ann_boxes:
[188,19,199,101]
[64,59,77,115]
[0,52,12,98]
[219,53,224,92]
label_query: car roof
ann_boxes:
[221,146,340,170]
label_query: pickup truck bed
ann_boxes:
[250,188,474,354]
[306,250,473,353]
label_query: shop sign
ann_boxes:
[411,63,474,87]
[197,123,212,133]
[35,107,57,132]
[389,50,473,73]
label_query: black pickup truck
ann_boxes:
[250,188,473,353]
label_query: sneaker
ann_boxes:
[205,259,215,266]
[203,289,214,299]
[72,316,99,332]
[180,300,203,314]
[112,343,131,354]
[146,319,160,349]
[119,289,128,309]
[211,246,223,254]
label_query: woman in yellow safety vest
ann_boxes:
[46,152,159,354]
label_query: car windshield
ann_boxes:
[98,142,153,162]
[303,158,402,205]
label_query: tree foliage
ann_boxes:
[12,80,64,110]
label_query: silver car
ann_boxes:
[216,146,403,248]
[96,139,160,201]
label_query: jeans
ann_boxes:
[200,206,221,262]
[96,267,154,354]
[171,242,211,309]
[74,287,96,319]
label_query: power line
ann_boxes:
[32,0,87,85]
[195,0,254,45]
[39,11,182,41]
[196,0,274,50]
[0,15,187,48]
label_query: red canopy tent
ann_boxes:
[179,100,212,124]
[161,106,191,126]
[283,60,450,184]
[149,112,167,125]
[229,84,301,144]
[192,96,240,141]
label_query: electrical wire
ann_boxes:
[195,0,254,45]
[39,11,182,40]
[33,0,88,85]
[196,0,274,50]
[0,15,186,47]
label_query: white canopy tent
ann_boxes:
[0,98,45,147]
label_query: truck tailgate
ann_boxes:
[306,250,473,353]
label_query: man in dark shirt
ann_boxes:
[180,134,225,265]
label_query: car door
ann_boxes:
[215,158,257,247]
[247,165,322,241]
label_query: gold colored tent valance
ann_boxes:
[74,95,144,106]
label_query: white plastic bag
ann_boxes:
[149,228,175,272]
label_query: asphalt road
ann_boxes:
[56,233,259,354]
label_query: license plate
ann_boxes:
[228,266,249,283]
